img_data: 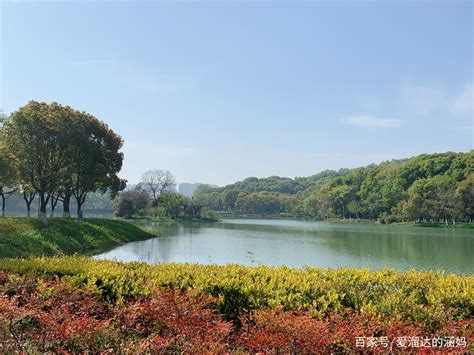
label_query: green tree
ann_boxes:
[0,145,19,217]
[114,197,135,219]
[65,110,126,220]
[189,151,472,223]
[3,101,126,223]
[223,189,239,210]
[404,178,437,221]
[156,192,184,218]
[114,185,149,218]
[347,199,363,219]
[454,175,474,223]
[3,102,74,222]
[184,197,202,218]
[431,175,456,224]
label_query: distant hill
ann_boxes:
[193,151,473,223]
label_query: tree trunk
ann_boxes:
[1,194,5,217]
[39,193,49,224]
[25,201,32,218]
[76,196,84,224]
[63,194,71,218]
[23,191,36,218]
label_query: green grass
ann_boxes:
[0,217,157,258]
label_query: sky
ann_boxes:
[1,0,473,186]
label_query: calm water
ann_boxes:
[95,219,474,274]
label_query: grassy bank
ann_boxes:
[0,218,157,258]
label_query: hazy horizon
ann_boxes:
[1,1,472,186]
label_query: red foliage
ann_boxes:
[237,310,473,353]
[0,280,115,352]
[0,274,472,353]
[116,288,232,353]
[238,310,332,353]
[0,271,8,285]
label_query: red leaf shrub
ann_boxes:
[0,279,116,352]
[116,288,232,353]
[1,273,472,353]
[237,310,473,353]
[238,310,332,353]
[0,271,8,285]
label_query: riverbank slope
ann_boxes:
[0,217,157,258]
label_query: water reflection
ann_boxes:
[95,219,474,274]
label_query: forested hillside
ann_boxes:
[194,151,473,223]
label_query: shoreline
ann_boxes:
[213,214,474,228]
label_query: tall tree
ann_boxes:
[0,148,19,217]
[3,102,75,223]
[0,114,19,217]
[454,174,474,223]
[141,170,176,202]
[3,101,125,223]
[63,110,126,221]
[114,184,149,218]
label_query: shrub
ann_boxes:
[0,256,472,324]
[0,273,472,353]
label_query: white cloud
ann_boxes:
[340,115,401,128]
[451,85,473,117]
[401,85,447,116]
[400,84,473,119]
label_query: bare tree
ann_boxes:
[141,170,177,202]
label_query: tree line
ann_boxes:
[114,170,208,220]
[0,101,125,223]
[194,151,473,224]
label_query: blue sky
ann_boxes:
[1,0,472,186]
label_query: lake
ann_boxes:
[95,219,474,274]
